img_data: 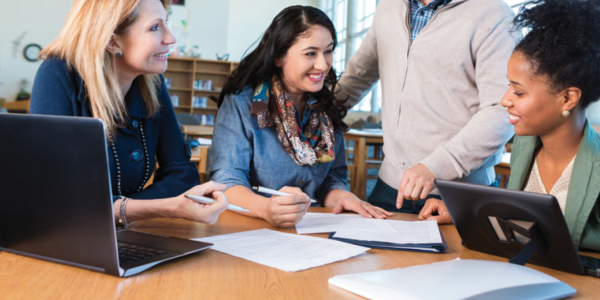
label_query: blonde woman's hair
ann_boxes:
[41,0,172,138]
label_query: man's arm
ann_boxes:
[336,13,380,108]
[398,15,520,206]
[419,16,519,181]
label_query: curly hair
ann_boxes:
[513,0,600,109]
[210,6,349,132]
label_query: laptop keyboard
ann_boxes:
[579,255,600,277]
[118,242,167,267]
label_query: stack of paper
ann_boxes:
[329,259,576,300]
[295,213,446,253]
[193,229,369,272]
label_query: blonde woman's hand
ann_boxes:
[167,181,228,225]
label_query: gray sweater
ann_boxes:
[337,0,519,193]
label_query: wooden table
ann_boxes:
[182,125,213,139]
[344,129,384,200]
[2,208,598,299]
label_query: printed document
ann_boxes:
[333,220,442,244]
[295,213,396,234]
[296,213,442,244]
[194,229,369,272]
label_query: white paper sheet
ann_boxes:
[329,259,576,300]
[333,220,442,245]
[294,213,397,234]
[193,229,370,272]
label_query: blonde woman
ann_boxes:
[30,0,228,226]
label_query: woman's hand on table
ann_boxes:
[263,186,311,228]
[325,189,393,219]
[168,181,229,225]
[418,198,453,224]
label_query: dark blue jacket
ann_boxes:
[30,58,200,201]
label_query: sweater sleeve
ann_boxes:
[127,76,200,199]
[335,14,380,108]
[419,16,518,180]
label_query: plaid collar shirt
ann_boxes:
[410,0,453,41]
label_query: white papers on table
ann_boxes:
[295,213,392,234]
[333,220,442,245]
[329,259,576,300]
[193,229,369,272]
[197,137,212,145]
[295,213,442,245]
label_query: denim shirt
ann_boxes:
[30,58,200,202]
[208,85,349,204]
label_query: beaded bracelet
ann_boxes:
[119,197,132,226]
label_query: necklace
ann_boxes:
[110,119,151,196]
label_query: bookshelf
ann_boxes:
[164,58,239,126]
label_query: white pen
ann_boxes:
[184,194,250,213]
[252,186,317,203]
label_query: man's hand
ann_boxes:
[397,164,436,209]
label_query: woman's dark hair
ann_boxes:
[210,6,349,132]
[513,0,600,109]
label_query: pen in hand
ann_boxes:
[184,194,250,213]
[252,186,317,203]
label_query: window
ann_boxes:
[321,0,379,113]
[321,0,348,73]
[322,0,526,113]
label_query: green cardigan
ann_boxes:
[507,122,600,252]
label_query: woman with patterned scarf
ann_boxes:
[208,6,392,228]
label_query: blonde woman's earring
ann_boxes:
[116,52,122,58]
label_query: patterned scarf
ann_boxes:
[250,76,336,166]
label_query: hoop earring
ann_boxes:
[115,52,122,58]
[562,110,570,117]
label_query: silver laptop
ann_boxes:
[0,113,213,277]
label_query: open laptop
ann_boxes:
[436,179,600,278]
[0,114,213,277]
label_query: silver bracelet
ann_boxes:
[119,197,132,226]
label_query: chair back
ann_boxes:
[176,113,201,127]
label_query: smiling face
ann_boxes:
[274,25,333,100]
[501,52,575,137]
[111,0,175,77]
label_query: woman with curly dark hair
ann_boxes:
[208,6,391,228]
[501,0,600,252]
[421,0,600,251]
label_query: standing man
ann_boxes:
[337,0,518,223]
